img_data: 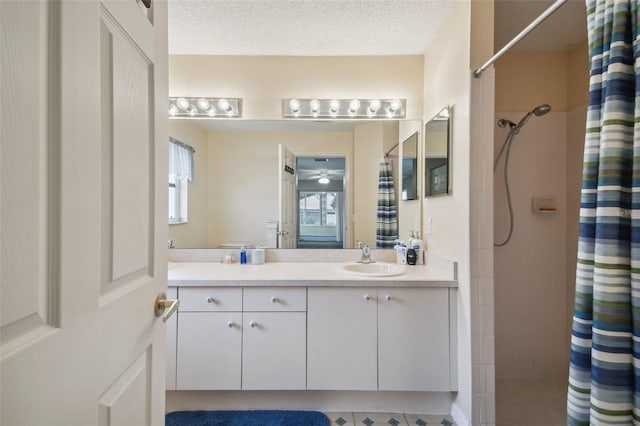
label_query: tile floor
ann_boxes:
[324,412,456,426]
[496,379,567,426]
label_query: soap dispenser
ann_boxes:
[240,247,247,264]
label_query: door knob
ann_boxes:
[154,292,179,322]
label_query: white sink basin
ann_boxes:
[340,262,407,277]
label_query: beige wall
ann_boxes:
[169,56,425,120]
[168,120,209,248]
[495,43,589,112]
[353,122,386,246]
[423,3,474,421]
[567,43,590,108]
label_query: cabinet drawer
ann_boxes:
[243,287,306,311]
[178,287,242,312]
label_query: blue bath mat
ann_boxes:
[165,410,329,426]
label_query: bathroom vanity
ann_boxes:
[166,253,458,412]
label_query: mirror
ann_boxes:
[401,132,418,201]
[167,119,422,249]
[424,106,452,197]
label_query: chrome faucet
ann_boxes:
[356,241,375,264]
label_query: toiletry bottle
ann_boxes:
[412,237,424,265]
[396,242,407,264]
[407,248,417,265]
[240,247,247,264]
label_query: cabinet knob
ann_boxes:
[363,294,371,301]
[227,321,235,328]
[271,296,279,303]
[385,294,392,301]
[250,321,258,328]
[206,296,216,304]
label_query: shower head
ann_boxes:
[497,104,551,133]
[533,104,551,116]
[514,104,552,132]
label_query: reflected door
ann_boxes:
[278,144,297,248]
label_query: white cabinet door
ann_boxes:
[177,312,242,390]
[378,287,450,391]
[166,287,178,390]
[307,287,378,390]
[242,312,306,390]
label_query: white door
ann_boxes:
[278,144,297,248]
[0,1,169,425]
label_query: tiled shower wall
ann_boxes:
[493,111,570,381]
[493,106,585,384]
[470,70,496,426]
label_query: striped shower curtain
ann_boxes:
[376,160,398,248]
[567,1,640,424]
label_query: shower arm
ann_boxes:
[473,0,568,78]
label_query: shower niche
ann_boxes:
[424,106,452,197]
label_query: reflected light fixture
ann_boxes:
[168,97,242,118]
[282,98,405,119]
[318,172,330,185]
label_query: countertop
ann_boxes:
[167,261,457,287]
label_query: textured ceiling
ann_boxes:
[168,0,461,56]
[168,0,587,56]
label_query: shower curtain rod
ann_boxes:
[473,0,568,78]
[384,142,399,157]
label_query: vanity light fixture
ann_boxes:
[282,98,406,119]
[168,97,242,118]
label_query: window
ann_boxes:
[299,191,337,226]
[168,137,194,224]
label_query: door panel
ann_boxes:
[110,16,151,282]
[0,1,168,424]
[98,348,151,426]
[0,0,57,352]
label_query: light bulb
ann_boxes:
[368,99,381,115]
[348,99,361,114]
[289,99,301,114]
[318,176,330,185]
[188,105,197,116]
[197,98,210,110]
[207,106,217,117]
[218,98,231,112]
[389,99,402,112]
[176,97,190,110]
[309,99,320,113]
[329,100,340,115]
[169,105,178,116]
